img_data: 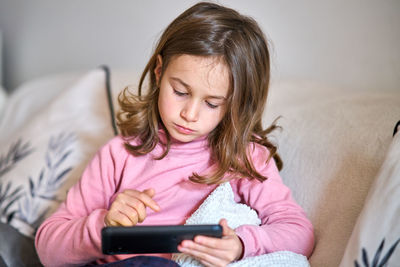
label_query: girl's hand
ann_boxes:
[178,219,243,267]
[104,188,160,227]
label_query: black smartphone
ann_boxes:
[101,224,223,254]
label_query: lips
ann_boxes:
[174,124,194,134]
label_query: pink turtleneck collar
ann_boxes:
[151,128,211,158]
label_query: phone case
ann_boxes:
[102,224,223,254]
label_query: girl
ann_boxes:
[35,2,314,266]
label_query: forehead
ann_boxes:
[166,55,230,97]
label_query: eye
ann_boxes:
[173,89,187,96]
[206,101,219,109]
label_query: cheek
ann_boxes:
[159,92,178,118]
[205,109,226,129]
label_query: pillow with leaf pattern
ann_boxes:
[0,67,117,238]
[339,122,400,267]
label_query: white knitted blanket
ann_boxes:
[172,182,310,267]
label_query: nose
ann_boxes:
[180,100,200,122]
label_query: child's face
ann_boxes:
[156,54,229,143]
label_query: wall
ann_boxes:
[0,0,399,92]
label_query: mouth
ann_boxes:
[174,124,195,134]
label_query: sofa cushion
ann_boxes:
[0,222,41,266]
[339,124,400,266]
[263,80,400,266]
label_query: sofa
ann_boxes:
[0,66,399,266]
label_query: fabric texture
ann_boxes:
[0,68,116,238]
[35,133,314,266]
[0,72,82,142]
[339,127,400,266]
[172,182,310,267]
[263,80,400,267]
[0,222,41,267]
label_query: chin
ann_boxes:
[171,134,195,143]
[168,129,198,142]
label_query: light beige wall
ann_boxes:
[0,0,399,92]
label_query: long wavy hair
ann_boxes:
[117,2,282,184]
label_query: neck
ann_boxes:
[156,129,210,158]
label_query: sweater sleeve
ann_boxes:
[35,137,125,267]
[231,144,315,259]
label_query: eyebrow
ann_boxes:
[170,77,227,100]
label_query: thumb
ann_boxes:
[219,218,234,236]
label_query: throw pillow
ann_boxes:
[0,67,117,238]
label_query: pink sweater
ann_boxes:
[35,134,314,266]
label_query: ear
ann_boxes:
[154,55,163,85]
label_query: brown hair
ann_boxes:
[117,1,282,184]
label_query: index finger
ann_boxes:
[124,189,160,212]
